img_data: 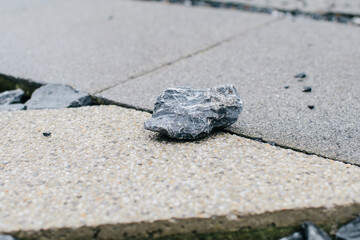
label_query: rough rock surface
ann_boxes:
[336,216,360,240]
[280,222,331,240]
[0,235,17,240]
[144,85,242,139]
[25,84,92,110]
[0,104,26,112]
[0,89,24,105]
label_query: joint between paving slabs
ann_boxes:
[142,0,360,25]
[0,73,44,101]
[96,94,359,168]
[222,129,360,168]
[93,18,281,95]
[1,73,358,168]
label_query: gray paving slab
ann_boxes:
[0,0,51,15]
[328,0,360,15]
[1,106,360,239]
[214,0,360,15]
[98,17,360,165]
[0,0,273,94]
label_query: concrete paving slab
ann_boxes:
[0,0,51,15]
[0,0,273,94]
[98,17,360,165]
[329,0,360,15]
[1,106,360,239]
[213,0,360,15]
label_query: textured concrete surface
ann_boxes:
[0,0,273,94]
[99,17,360,165]
[1,106,360,239]
[0,0,50,15]
[214,0,360,15]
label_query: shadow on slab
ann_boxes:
[149,128,225,144]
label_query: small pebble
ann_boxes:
[294,72,307,78]
[0,234,17,240]
[352,17,360,25]
[302,86,312,92]
[43,132,51,137]
[337,16,349,23]
[284,85,290,89]
[183,0,192,7]
[308,105,315,110]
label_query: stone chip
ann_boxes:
[0,89,24,105]
[25,84,92,110]
[144,85,242,139]
[0,234,17,240]
[0,104,26,112]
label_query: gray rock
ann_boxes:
[280,222,331,240]
[0,89,24,105]
[302,86,312,92]
[279,232,303,240]
[0,104,26,112]
[25,84,92,110]
[0,234,17,240]
[144,85,242,139]
[294,72,307,79]
[336,216,360,240]
[301,222,331,240]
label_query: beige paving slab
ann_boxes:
[0,106,360,239]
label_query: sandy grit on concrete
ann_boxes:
[0,106,360,239]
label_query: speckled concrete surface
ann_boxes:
[1,106,360,239]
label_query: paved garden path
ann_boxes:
[0,0,360,239]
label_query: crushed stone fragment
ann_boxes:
[352,17,360,25]
[25,84,92,110]
[144,85,242,139]
[335,216,360,240]
[0,234,17,240]
[0,89,24,105]
[302,86,312,92]
[280,222,331,240]
[42,132,51,137]
[0,104,26,112]
[294,72,307,79]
